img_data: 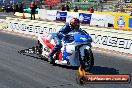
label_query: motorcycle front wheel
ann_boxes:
[82,49,94,72]
[38,40,43,54]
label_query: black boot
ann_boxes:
[48,56,55,64]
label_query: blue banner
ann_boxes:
[129,18,132,28]
[56,11,67,21]
[79,13,92,24]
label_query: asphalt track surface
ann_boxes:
[0,12,132,88]
[0,30,132,88]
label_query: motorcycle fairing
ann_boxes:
[61,44,80,66]
[38,31,92,66]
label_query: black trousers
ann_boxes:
[31,13,35,20]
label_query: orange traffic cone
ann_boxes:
[22,12,26,19]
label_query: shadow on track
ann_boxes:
[18,49,119,74]
[92,66,119,74]
[53,64,79,70]
[22,53,42,59]
[18,50,79,70]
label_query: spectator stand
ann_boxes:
[115,2,132,13]
[57,0,100,11]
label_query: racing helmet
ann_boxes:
[70,18,80,31]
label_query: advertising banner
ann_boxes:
[56,11,67,21]
[38,9,47,20]
[104,15,114,27]
[66,12,79,23]
[114,14,132,30]
[79,13,92,24]
[90,14,106,27]
[115,16,126,29]
[129,18,132,28]
[46,10,57,21]
[84,27,132,54]
[6,18,132,54]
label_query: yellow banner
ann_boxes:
[114,14,132,31]
[95,12,132,31]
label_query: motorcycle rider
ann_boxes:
[48,18,84,63]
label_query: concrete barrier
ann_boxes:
[5,17,132,55]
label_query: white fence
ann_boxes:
[38,9,114,27]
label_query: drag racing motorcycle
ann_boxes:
[37,30,94,71]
